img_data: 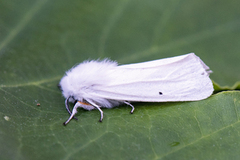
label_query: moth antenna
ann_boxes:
[124,101,135,114]
[63,102,80,126]
[86,99,104,122]
[65,97,78,120]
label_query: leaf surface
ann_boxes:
[1,0,240,159]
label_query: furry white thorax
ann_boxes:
[59,59,122,110]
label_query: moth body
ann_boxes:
[59,53,214,125]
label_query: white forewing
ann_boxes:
[118,53,192,69]
[86,53,213,102]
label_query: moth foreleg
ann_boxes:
[63,101,81,126]
[65,96,78,120]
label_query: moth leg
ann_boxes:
[86,99,104,122]
[65,97,78,120]
[63,101,81,126]
[124,101,135,114]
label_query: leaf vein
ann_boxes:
[0,0,49,53]
[158,118,240,159]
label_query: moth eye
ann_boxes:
[74,99,78,104]
[57,83,62,91]
[159,92,163,95]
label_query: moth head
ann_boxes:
[59,74,79,102]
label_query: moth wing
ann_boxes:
[119,53,210,70]
[88,53,213,102]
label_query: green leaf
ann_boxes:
[1,0,240,160]
[213,81,240,94]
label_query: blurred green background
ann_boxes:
[0,0,240,160]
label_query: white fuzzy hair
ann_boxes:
[59,59,122,109]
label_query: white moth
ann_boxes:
[59,53,213,125]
